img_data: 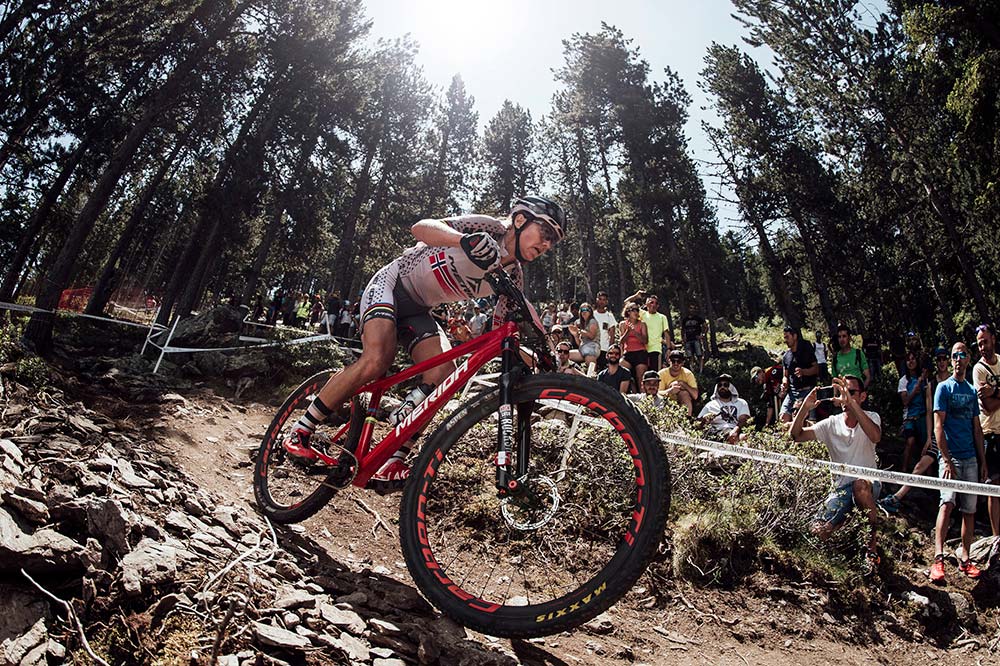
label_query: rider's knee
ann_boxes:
[355,351,393,381]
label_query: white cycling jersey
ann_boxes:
[360,215,522,331]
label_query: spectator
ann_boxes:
[897,351,932,476]
[569,302,601,368]
[310,293,324,327]
[555,341,583,375]
[864,332,883,380]
[324,291,341,333]
[643,295,671,372]
[556,302,574,326]
[592,291,618,370]
[814,330,829,383]
[779,325,819,423]
[831,324,871,390]
[658,349,699,416]
[541,304,556,329]
[790,375,882,574]
[469,304,488,338]
[618,302,648,388]
[881,346,950,513]
[752,363,784,426]
[267,289,283,326]
[681,307,707,373]
[929,342,986,583]
[698,373,750,443]
[972,324,1000,538]
[296,295,311,326]
[250,293,264,322]
[448,316,472,343]
[336,300,352,337]
[628,370,666,408]
[596,344,631,393]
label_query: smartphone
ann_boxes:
[815,386,835,401]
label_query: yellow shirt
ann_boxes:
[641,310,670,353]
[658,366,697,393]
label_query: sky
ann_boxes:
[361,0,770,226]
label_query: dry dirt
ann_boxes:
[92,386,993,666]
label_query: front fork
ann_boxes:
[495,335,532,497]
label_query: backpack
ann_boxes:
[832,348,863,378]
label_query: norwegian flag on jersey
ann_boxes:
[429,251,464,297]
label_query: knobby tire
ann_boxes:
[253,370,361,524]
[399,372,670,638]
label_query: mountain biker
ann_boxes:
[282,196,567,490]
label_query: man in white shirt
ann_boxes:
[790,375,882,574]
[697,374,750,443]
[592,290,618,370]
[468,304,488,337]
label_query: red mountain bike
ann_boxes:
[253,271,670,638]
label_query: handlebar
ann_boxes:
[484,270,556,371]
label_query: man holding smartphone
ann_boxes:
[790,375,882,575]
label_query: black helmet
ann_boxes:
[510,196,567,242]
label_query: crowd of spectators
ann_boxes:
[252,283,997,581]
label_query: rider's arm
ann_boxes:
[411,219,464,247]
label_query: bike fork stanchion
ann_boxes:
[495,336,518,495]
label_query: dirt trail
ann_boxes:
[133,388,968,666]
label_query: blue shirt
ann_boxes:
[933,377,980,459]
[905,377,927,419]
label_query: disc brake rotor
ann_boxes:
[500,475,560,530]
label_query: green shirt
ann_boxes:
[832,348,868,380]
[641,311,669,353]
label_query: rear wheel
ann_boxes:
[399,373,670,638]
[253,370,361,524]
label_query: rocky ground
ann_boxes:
[1,346,999,665]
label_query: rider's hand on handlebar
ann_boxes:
[460,232,502,272]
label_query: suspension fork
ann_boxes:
[495,334,529,496]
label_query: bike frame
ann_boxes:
[338,319,523,488]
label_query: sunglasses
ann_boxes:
[952,351,968,360]
[558,349,570,354]
[718,381,730,387]
[976,324,993,334]
[528,216,560,243]
[580,308,592,312]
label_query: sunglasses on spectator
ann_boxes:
[670,359,683,363]
[976,324,993,334]
[718,381,730,387]
[557,348,570,354]
[952,351,968,360]
[580,308,592,312]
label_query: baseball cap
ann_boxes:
[750,366,763,378]
[642,370,660,382]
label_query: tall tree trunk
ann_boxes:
[22,0,252,351]
[333,115,384,296]
[574,128,595,301]
[788,209,835,328]
[241,198,287,307]
[85,130,191,315]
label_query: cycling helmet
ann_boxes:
[510,196,567,242]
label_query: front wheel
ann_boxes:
[399,373,670,638]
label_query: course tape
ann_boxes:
[1,300,164,330]
[658,431,1000,498]
[146,332,336,354]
